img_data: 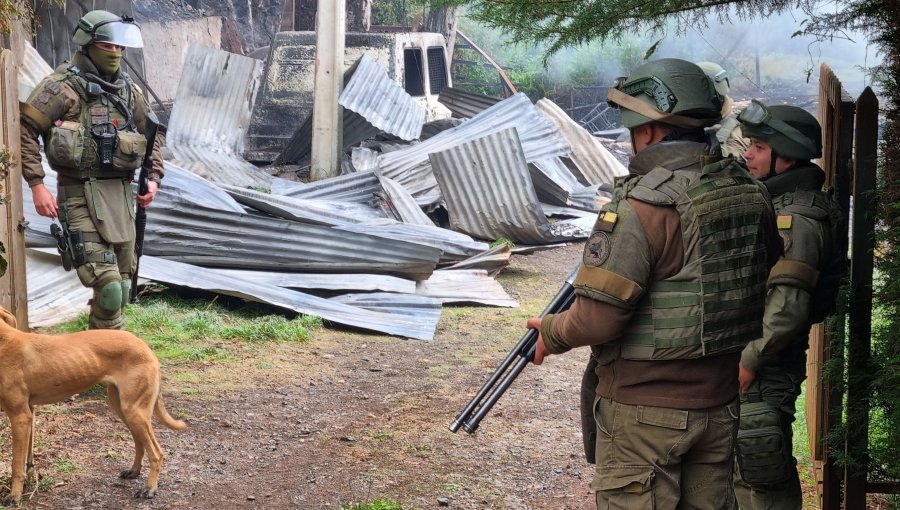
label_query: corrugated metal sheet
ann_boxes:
[209,269,416,294]
[416,269,518,307]
[26,249,91,328]
[278,54,426,164]
[437,87,502,119]
[340,54,425,140]
[375,175,435,226]
[536,98,628,186]
[351,147,380,172]
[429,127,586,245]
[273,171,381,203]
[222,185,386,226]
[166,44,268,188]
[340,221,489,262]
[139,256,439,341]
[329,293,443,322]
[377,92,571,206]
[442,245,511,274]
[18,40,53,101]
[144,198,440,281]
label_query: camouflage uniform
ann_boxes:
[21,13,163,330]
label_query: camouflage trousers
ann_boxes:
[59,180,135,330]
[592,396,740,510]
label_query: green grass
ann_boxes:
[52,458,77,474]
[44,290,323,363]
[340,500,404,510]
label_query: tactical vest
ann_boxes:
[44,66,147,180]
[772,188,845,324]
[616,159,772,360]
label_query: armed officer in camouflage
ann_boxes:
[526,58,782,509]
[733,102,844,510]
[20,10,164,330]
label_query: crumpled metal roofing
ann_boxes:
[415,269,518,307]
[139,256,440,340]
[26,249,91,328]
[429,126,590,245]
[144,166,441,280]
[209,269,416,294]
[536,98,628,185]
[166,44,271,188]
[375,175,435,226]
[377,92,572,206]
[272,171,381,203]
[278,53,426,164]
[437,87,502,119]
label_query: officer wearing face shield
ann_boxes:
[19,10,164,330]
[524,58,782,509]
[733,102,845,509]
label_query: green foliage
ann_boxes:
[340,500,404,510]
[490,237,516,249]
[46,290,322,362]
[52,458,77,474]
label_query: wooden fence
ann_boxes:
[809,62,881,509]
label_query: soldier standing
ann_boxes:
[20,10,164,329]
[526,58,782,509]
[734,102,844,509]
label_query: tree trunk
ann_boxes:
[421,6,459,55]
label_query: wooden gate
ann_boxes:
[809,63,880,509]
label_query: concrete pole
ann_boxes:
[310,0,345,181]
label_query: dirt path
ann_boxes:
[10,244,600,510]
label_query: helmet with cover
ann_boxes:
[739,102,822,160]
[72,10,144,48]
[607,58,723,129]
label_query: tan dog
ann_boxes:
[0,306,186,504]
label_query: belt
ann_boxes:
[58,179,129,200]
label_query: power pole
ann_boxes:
[310,0,345,181]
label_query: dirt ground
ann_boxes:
[7,244,597,510]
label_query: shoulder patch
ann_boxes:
[777,215,793,229]
[595,211,618,233]
[584,231,612,267]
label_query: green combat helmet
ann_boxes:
[607,58,723,129]
[739,102,822,160]
[72,10,144,48]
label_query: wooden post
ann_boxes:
[310,0,345,182]
[843,87,878,509]
[0,49,29,329]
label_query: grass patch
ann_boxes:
[52,458,77,474]
[44,290,323,363]
[340,500,404,510]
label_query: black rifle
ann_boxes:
[449,272,577,434]
[130,117,160,303]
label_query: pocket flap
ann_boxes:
[592,465,654,492]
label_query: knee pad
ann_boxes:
[95,279,124,316]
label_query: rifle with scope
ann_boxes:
[449,271,577,434]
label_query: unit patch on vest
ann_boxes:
[585,231,612,267]
[90,105,109,125]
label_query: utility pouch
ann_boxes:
[735,401,793,487]
[50,223,73,271]
[46,121,86,170]
[112,130,147,171]
[69,230,87,266]
[85,179,136,244]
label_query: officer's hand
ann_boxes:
[738,362,756,394]
[526,317,549,365]
[31,183,58,218]
[137,180,159,208]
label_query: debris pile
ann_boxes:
[19,42,627,340]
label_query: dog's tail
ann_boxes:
[154,392,188,431]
